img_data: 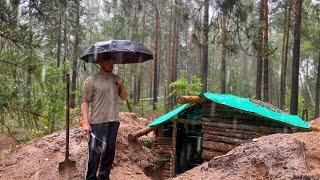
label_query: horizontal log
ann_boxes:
[155,137,172,141]
[201,121,287,134]
[202,140,236,152]
[155,144,173,149]
[202,149,225,161]
[202,128,258,140]
[176,96,205,104]
[177,118,202,125]
[154,148,173,154]
[203,134,249,145]
[203,126,264,136]
[154,139,172,143]
[128,127,153,141]
[202,117,288,130]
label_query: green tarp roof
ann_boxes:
[149,103,191,127]
[149,92,310,129]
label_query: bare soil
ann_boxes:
[0,112,159,180]
[173,132,320,180]
[1,114,320,180]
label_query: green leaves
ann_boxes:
[169,76,202,98]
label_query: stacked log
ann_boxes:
[153,135,174,179]
[201,102,291,161]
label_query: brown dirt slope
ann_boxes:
[174,132,320,180]
[0,112,158,180]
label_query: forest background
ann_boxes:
[0,0,319,151]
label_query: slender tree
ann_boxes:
[280,0,292,110]
[256,0,264,100]
[290,0,303,115]
[315,8,320,117]
[152,1,160,110]
[220,14,227,94]
[71,0,80,108]
[263,0,269,102]
[316,53,320,117]
[201,0,209,93]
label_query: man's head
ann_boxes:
[98,60,115,73]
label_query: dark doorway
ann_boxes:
[175,122,203,175]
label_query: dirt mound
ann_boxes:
[0,112,158,180]
[173,132,320,180]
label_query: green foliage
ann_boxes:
[140,138,153,148]
[169,76,202,98]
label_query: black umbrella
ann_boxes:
[79,40,153,64]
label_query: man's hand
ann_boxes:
[82,121,92,132]
[115,76,124,86]
[114,75,128,100]
[81,102,91,132]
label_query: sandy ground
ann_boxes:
[173,131,320,180]
[0,112,158,180]
[1,114,320,180]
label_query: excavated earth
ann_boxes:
[1,113,320,180]
[0,112,160,180]
[173,132,320,180]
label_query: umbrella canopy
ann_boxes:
[79,40,153,64]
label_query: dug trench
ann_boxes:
[0,112,167,180]
[1,112,320,180]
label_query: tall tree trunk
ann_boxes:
[315,10,320,117]
[185,19,190,82]
[26,0,33,108]
[201,0,209,93]
[136,8,146,105]
[290,0,302,115]
[169,1,179,109]
[71,0,80,108]
[57,10,62,67]
[280,0,292,110]
[316,52,320,117]
[220,15,227,94]
[152,1,160,110]
[63,6,68,64]
[256,0,263,100]
[263,0,269,102]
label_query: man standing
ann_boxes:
[81,59,128,180]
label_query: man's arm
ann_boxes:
[81,102,92,132]
[115,76,128,100]
[119,81,128,100]
[81,76,93,132]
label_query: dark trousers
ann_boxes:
[85,121,120,180]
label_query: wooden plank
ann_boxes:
[177,118,202,125]
[202,134,249,145]
[203,125,264,136]
[128,127,153,141]
[201,121,287,134]
[202,149,225,161]
[202,140,236,152]
[176,96,205,104]
[202,129,258,140]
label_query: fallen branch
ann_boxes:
[128,127,153,142]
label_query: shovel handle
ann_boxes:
[65,74,70,160]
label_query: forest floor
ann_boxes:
[0,114,320,180]
[0,112,161,180]
[173,131,320,180]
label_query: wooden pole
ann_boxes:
[176,96,205,104]
[128,127,153,141]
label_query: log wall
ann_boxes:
[201,102,293,161]
[153,124,174,179]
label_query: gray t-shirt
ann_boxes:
[81,71,120,124]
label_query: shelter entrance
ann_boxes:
[175,122,203,175]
